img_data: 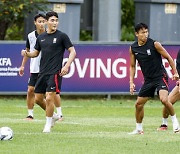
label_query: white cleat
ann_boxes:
[51,114,59,128]
[43,125,51,133]
[128,129,144,135]
[173,122,180,133]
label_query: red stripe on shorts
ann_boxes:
[162,77,168,88]
[55,74,60,93]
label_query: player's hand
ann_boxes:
[59,66,69,76]
[130,82,136,95]
[21,49,27,56]
[172,72,179,80]
[19,66,25,76]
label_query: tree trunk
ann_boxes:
[0,20,9,40]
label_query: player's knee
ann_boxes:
[135,102,144,109]
[27,87,34,96]
[46,96,54,105]
[160,97,168,105]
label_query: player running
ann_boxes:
[129,23,180,134]
[21,11,76,133]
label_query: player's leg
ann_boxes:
[43,91,56,133]
[129,96,148,135]
[129,81,155,135]
[25,73,39,120]
[54,94,63,120]
[43,74,60,133]
[159,89,180,133]
[25,85,35,120]
[54,76,63,120]
[158,85,180,130]
[35,93,46,110]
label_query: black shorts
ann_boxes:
[34,73,62,94]
[28,73,39,87]
[138,75,168,97]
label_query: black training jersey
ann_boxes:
[131,38,167,80]
[35,30,73,75]
[176,50,180,76]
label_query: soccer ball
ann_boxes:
[0,127,13,141]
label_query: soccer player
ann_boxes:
[129,23,180,134]
[21,11,76,133]
[19,13,63,121]
[158,49,180,131]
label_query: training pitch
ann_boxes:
[0,96,180,154]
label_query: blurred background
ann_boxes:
[0,0,180,96]
[1,0,179,42]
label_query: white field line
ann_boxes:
[0,117,122,128]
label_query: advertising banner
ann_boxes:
[0,42,179,94]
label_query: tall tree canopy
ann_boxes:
[0,0,47,40]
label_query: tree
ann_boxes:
[121,0,135,41]
[0,0,47,40]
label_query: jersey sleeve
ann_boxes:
[26,37,30,49]
[34,37,41,52]
[62,33,73,50]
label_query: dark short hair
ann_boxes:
[135,23,148,33]
[46,11,58,20]
[34,13,46,21]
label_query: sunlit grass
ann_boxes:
[0,97,180,154]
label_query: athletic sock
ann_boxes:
[45,117,52,128]
[162,118,168,126]
[171,114,177,123]
[28,109,33,117]
[56,107,62,117]
[136,123,143,131]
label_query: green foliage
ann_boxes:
[121,25,135,41]
[121,0,135,41]
[0,0,47,40]
[80,30,92,41]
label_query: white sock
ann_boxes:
[56,107,62,116]
[45,117,52,128]
[162,118,168,125]
[171,114,178,123]
[28,109,33,117]
[136,123,143,131]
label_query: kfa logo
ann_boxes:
[53,38,57,43]
[0,58,12,66]
[147,49,151,55]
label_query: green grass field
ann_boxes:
[0,96,180,154]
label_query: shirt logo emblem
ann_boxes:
[41,39,45,42]
[53,38,57,43]
[147,49,151,55]
[50,87,55,90]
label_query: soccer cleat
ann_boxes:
[43,125,51,133]
[128,129,144,135]
[157,124,168,131]
[173,122,180,133]
[24,115,33,121]
[58,115,63,122]
[174,128,180,133]
[51,114,59,128]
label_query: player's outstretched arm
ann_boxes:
[155,41,179,80]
